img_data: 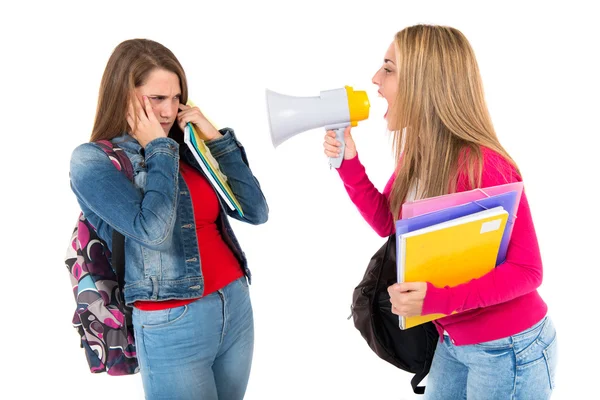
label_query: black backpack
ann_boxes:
[350,234,439,395]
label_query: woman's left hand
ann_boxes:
[388,282,428,317]
[177,104,222,141]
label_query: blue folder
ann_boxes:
[395,191,519,268]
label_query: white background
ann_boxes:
[2,1,598,399]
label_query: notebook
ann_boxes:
[183,123,244,217]
[397,207,508,329]
[396,191,518,266]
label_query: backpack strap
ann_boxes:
[96,140,134,181]
[95,140,134,292]
[111,230,127,294]
[410,322,438,394]
[411,367,427,394]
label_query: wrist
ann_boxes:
[143,134,167,148]
[204,130,223,141]
[345,150,357,160]
[195,121,221,141]
[422,282,452,315]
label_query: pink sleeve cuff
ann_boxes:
[422,282,452,316]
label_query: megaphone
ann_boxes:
[265,85,370,168]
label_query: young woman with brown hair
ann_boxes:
[70,38,268,400]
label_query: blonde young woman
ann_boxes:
[324,25,557,399]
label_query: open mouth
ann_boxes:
[379,92,388,119]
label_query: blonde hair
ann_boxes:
[90,39,188,142]
[388,24,519,220]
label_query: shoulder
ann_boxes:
[456,146,521,191]
[71,142,104,163]
[479,146,521,187]
[69,142,115,178]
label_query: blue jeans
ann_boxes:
[425,315,557,400]
[132,277,254,400]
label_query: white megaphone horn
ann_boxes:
[265,86,370,168]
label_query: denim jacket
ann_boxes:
[69,128,269,306]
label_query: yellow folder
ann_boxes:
[187,123,243,212]
[184,100,244,217]
[398,207,508,329]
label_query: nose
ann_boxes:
[158,103,173,120]
[372,69,381,86]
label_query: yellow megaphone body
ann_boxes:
[265,86,370,168]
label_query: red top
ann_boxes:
[337,147,547,345]
[134,161,243,311]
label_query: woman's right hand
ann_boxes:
[126,95,167,148]
[323,126,357,160]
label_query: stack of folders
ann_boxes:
[396,182,524,330]
[183,121,244,218]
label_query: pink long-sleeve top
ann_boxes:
[337,147,548,345]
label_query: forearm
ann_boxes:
[423,192,543,315]
[205,128,268,224]
[336,154,394,237]
[70,137,180,250]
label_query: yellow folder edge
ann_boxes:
[185,100,244,214]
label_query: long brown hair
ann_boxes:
[388,25,519,220]
[90,39,188,142]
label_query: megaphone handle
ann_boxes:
[329,127,346,169]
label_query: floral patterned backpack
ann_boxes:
[64,140,139,375]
